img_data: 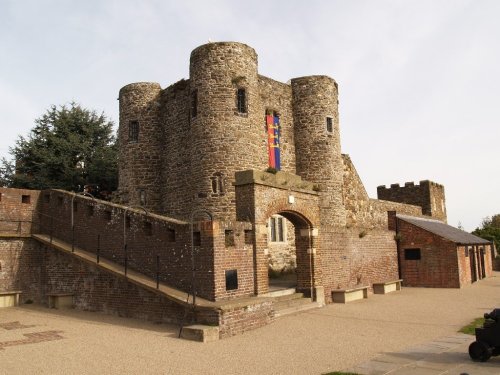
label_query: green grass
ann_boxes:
[459,317,485,335]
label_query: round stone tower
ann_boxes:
[188,42,264,220]
[118,82,162,212]
[291,76,346,227]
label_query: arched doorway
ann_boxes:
[256,209,318,298]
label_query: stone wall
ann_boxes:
[377,180,447,221]
[0,187,40,236]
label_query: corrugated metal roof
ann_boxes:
[397,214,491,245]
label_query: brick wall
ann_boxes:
[397,219,460,288]
[0,187,40,236]
[36,189,219,301]
[0,238,42,302]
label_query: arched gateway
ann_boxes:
[234,170,324,302]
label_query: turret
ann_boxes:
[118,82,162,211]
[188,42,262,220]
[291,76,346,226]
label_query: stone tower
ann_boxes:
[118,82,162,212]
[291,76,346,227]
[188,42,265,220]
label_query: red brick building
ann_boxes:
[393,214,493,288]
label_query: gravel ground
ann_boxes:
[1,272,499,375]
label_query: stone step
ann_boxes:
[273,295,312,310]
[261,287,296,298]
[272,292,304,302]
[273,301,321,318]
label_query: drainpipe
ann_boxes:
[395,217,402,280]
[309,226,314,302]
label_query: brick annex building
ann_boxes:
[0,42,494,339]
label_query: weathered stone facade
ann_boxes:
[115,41,459,304]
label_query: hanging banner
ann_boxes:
[266,115,281,170]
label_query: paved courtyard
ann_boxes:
[1,272,499,374]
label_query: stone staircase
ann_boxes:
[265,288,321,318]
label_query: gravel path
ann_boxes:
[1,272,499,374]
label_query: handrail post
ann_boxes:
[124,244,128,276]
[50,215,54,244]
[156,255,160,289]
[97,234,100,264]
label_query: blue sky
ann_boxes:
[1,0,499,230]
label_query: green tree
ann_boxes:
[473,214,500,251]
[1,103,118,195]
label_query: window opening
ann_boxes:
[210,173,225,195]
[87,205,94,217]
[244,230,253,245]
[21,195,31,204]
[167,228,175,242]
[237,88,247,113]
[193,231,201,246]
[144,222,152,236]
[139,189,146,206]
[44,194,50,204]
[104,210,112,221]
[129,121,139,143]
[191,90,198,118]
[326,117,333,133]
[269,216,285,243]
[225,269,238,290]
[225,230,235,247]
[404,248,421,260]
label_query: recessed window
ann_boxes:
[21,195,31,204]
[104,210,112,221]
[193,231,201,246]
[125,216,131,228]
[144,222,152,236]
[87,205,94,216]
[225,230,235,247]
[191,90,198,118]
[57,196,64,206]
[44,194,50,204]
[244,230,253,245]
[269,216,285,242]
[129,121,139,143]
[326,117,334,133]
[138,189,146,206]
[404,248,421,260]
[73,201,78,212]
[210,173,225,196]
[225,269,238,291]
[237,88,247,114]
[167,228,175,242]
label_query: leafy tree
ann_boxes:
[1,103,117,196]
[473,214,500,251]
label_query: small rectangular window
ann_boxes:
[125,216,131,228]
[73,201,78,212]
[87,205,94,216]
[144,222,152,236]
[225,230,235,247]
[244,229,253,245]
[191,90,198,118]
[138,189,146,206]
[44,194,50,204]
[404,248,421,260]
[270,217,276,242]
[57,196,64,206]
[225,269,238,291]
[277,218,284,242]
[21,195,31,204]
[237,88,247,113]
[193,231,201,246]
[129,120,139,143]
[167,228,175,242]
[104,210,112,221]
[326,117,333,133]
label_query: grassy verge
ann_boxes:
[459,317,484,335]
